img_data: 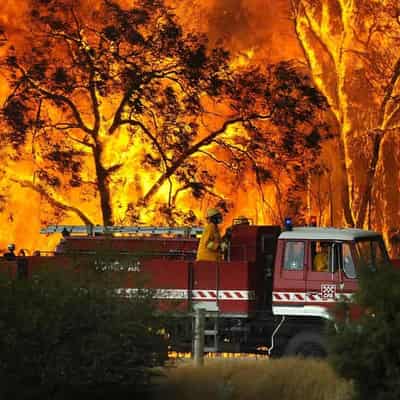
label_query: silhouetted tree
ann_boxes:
[1,0,329,225]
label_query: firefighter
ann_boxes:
[4,243,16,260]
[196,208,223,262]
[313,242,329,272]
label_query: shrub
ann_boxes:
[0,266,168,398]
[328,263,400,400]
[158,358,353,400]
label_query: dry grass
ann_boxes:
[156,358,353,400]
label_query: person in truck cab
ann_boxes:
[313,242,329,272]
[196,208,223,262]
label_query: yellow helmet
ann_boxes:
[206,208,221,218]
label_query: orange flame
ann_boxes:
[0,0,346,255]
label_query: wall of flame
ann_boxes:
[2,0,395,256]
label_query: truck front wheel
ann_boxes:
[283,331,327,358]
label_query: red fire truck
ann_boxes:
[1,219,392,357]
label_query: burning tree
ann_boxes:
[1,0,329,226]
[291,0,400,234]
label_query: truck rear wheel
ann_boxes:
[283,331,327,358]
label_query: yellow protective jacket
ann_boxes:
[196,222,222,262]
[313,253,328,272]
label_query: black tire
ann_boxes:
[283,331,327,358]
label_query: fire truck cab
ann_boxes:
[268,226,389,356]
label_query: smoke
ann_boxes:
[0,0,303,63]
[173,0,302,62]
[0,2,29,32]
[0,0,33,55]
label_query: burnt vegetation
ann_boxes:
[1,0,330,226]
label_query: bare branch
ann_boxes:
[172,184,226,205]
[380,57,400,127]
[43,124,94,148]
[117,118,170,172]
[68,9,101,135]
[197,149,237,170]
[142,115,253,205]
[105,163,123,175]
[25,75,93,135]
[108,85,136,135]
[12,179,94,225]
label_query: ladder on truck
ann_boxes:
[40,225,204,237]
[193,309,220,353]
[204,312,220,353]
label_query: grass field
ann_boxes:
[155,357,353,400]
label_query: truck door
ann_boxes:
[306,240,340,304]
[259,233,279,309]
[338,241,358,296]
[273,240,306,303]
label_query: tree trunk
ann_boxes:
[337,138,355,227]
[93,145,113,226]
[355,131,384,228]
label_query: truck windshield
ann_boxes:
[354,237,389,270]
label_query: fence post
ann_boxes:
[193,308,205,366]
